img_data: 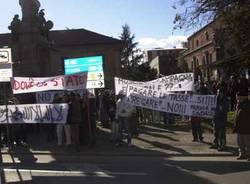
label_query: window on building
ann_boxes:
[192,56,196,70]
[209,53,212,63]
[205,51,209,65]
[196,40,199,47]
[205,31,209,41]
[202,56,206,65]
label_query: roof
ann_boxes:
[187,20,216,40]
[0,28,122,47]
[144,48,185,52]
[49,29,122,46]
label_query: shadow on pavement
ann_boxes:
[136,136,189,155]
[0,124,242,184]
[166,159,250,175]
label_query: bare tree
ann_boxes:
[173,0,250,65]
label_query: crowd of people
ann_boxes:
[0,91,97,151]
[0,74,249,161]
[190,74,250,161]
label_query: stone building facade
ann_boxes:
[182,20,222,81]
[145,48,185,76]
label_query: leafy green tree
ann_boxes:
[130,62,157,81]
[173,0,250,66]
[119,24,157,80]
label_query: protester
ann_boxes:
[228,75,238,111]
[86,93,97,147]
[0,124,7,148]
[188,90,203,142]
[57,93,71,147]
[199,81,210,95]
[47,93,61,142]
[211,89,229,151]
[163,113,174,125]
[68,92,82,151]
[115,91,136,147]
[216,78,228,95]
[79,94,87,144]
[100,90,110,128]
[152,110,161,124]
[233,92,250,161]
[237,74,249,96]
[109,94,118,142]
[9,96,28,147]
[190,116,203,142]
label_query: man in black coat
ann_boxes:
[233,92,250,161]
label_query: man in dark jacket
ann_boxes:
[233,93,250,161]
[228,75,238,111]
[211,89,229,151]
[68,92,82,150]
[237,74,249,97]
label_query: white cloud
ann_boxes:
[138,35,188,49]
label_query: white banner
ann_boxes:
[36,89,95,104]
[11,72,88,94]
[0,104,68,124]
[115,73,194,95]
[125,88,217,119]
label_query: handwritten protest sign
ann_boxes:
[126,89,217,118]
[0,104,68,124]
[36,89,96,104]
[115,73,194,95]
[11,72,88,94]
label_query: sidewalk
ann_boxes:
[0,123,238,157]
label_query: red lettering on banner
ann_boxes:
[29,81,34,88]
[79,76,85,85]
[12,72,87,94]
[51,78,58,86]
[73,75,79,86]
[36,82,43,87]
[43,81,48,87]
[61,77,65,87]
[13,80,20,90]
[66,76,74,86]
[20,81,29,90]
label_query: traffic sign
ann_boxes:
[0,48,12,82]
[87,72,104,81]
[0,48,12,63]
[64,56,105,88]
[87,80,104,89]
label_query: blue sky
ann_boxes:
[0,0,191,49]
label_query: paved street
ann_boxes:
[1,124,249,184]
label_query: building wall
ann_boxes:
[183,20,222,81]
[48,44,121,88]
[145,48,184,63]
[146,48,184,77]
